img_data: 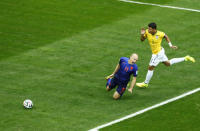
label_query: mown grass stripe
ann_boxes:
[89,88,200,131]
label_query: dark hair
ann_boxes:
[148,22,157,29]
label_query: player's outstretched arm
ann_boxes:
[128,77,136,93]
[164,34,178,49]
[140,28,146,41]
[105,64,120,80]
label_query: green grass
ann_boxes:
[101,91,200,131]
[0,0,199,130]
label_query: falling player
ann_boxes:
[106,53,138,99]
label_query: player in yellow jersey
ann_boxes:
[136,22,195,88]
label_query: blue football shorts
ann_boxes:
[106,77,127,96]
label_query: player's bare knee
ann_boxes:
[106,86,111,91]
[148,66,155,70]
[113,95,120,100]
[163,61,170,66]
[113,92,121,100]
[113,96,120,100]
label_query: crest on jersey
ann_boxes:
[156,35,159,39]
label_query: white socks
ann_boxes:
[144,58,185,84]
[145,70,154,84]
[169,58,185,65]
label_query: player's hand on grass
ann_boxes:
[128,88,132,93]
[170,45,178,49]
[141,28,146,35]
[105,74,114,80]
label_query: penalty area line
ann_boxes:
[89,88,200,131]
[118,0,200,13]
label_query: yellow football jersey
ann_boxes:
[144,29,165,54]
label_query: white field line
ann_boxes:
[89,88,200,131]
[119,0,200,13]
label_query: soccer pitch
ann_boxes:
[0,0,199,130]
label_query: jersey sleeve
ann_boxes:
[119,57,125,64]
[133,66,138,77]
[161,31,165,38]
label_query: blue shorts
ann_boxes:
[106,77,127,96]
